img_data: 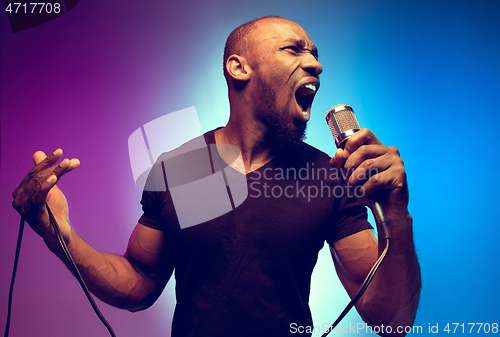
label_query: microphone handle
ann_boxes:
[338,140,391,239]
[369,199,391,239]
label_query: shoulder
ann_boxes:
[143,129,219,192]
[156,129,216,163]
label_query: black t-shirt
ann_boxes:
[139,129,372,337]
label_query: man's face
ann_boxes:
[247,18,322,147]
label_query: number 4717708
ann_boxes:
[5,3,62,14]
[443,323,498,334]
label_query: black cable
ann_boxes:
[45,204,116,337]
[6,198,390,337]
[321,237,390,337]
[4,207,116,337]
[3,217,24,337]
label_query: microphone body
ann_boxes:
[326,104,391,239]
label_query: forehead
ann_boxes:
[252,19,315,48]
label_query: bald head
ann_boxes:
[223,17,316,85]
[223,15,285,83]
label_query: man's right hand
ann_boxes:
[12,149,172,311]
[12,149,80,247]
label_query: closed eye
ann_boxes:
[282,45,319,60]
[283,46,300,53]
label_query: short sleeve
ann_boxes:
[138,190,164,230]
[327,194,372,245]
[137,159,179,232]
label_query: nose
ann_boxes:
[302,54,323,76]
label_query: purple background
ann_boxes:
[1,1,499,336]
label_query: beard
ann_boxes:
[256,74,307,148]
[266,109,307,148]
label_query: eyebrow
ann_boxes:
[284,38,319,59]
[310,45,319,59]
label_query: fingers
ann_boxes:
[354,156,406,197]
[29,172,59,206]
[46,157,81,181]
[330,129,383,179]
[342,128,381,159]
[329,129,406,199]
[66,158,81,173]
[33,148,62,166]
[12,149,80,211]
[29,160,77,205]
[12,149,61,197]
[344,144,391,181]
[346,146,403,191]
[32,149,80,173]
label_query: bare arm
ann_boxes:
[12,149,173,311]
[331,226,420,335]
[330,129,421,336]
[61,223,173,311]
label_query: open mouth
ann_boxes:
[295,82,318,120]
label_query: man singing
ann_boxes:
[12,16,421,336]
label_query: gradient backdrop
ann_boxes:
[1,1,499,336]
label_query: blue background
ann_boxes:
[1,0,499,336]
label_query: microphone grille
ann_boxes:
[325,104,360,139]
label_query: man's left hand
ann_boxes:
[330,128,409,221]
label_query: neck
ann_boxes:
[216,117,277,174]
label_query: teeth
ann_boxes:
[302,110,309,121]
[304,83,317,92]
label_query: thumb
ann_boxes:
[330,148,345,170]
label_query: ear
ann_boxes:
[226,54,252,82]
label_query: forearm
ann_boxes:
[357,213,421,335]
[45,228,159,311]
[12,151,164,311]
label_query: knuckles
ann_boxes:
[367,174,381,190]
[387,146,401,158]
[358,145,370,157]
[358,128,372,137]
[11,199,20,211]
[394,163,407,182]
[11,198,26,215]
[34,171,45,181]
[358,128,380,144]
[28,167,37,176]
[359,158,374,171]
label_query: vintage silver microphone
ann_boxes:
[321,104,392,337]
[326,104,391,239]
